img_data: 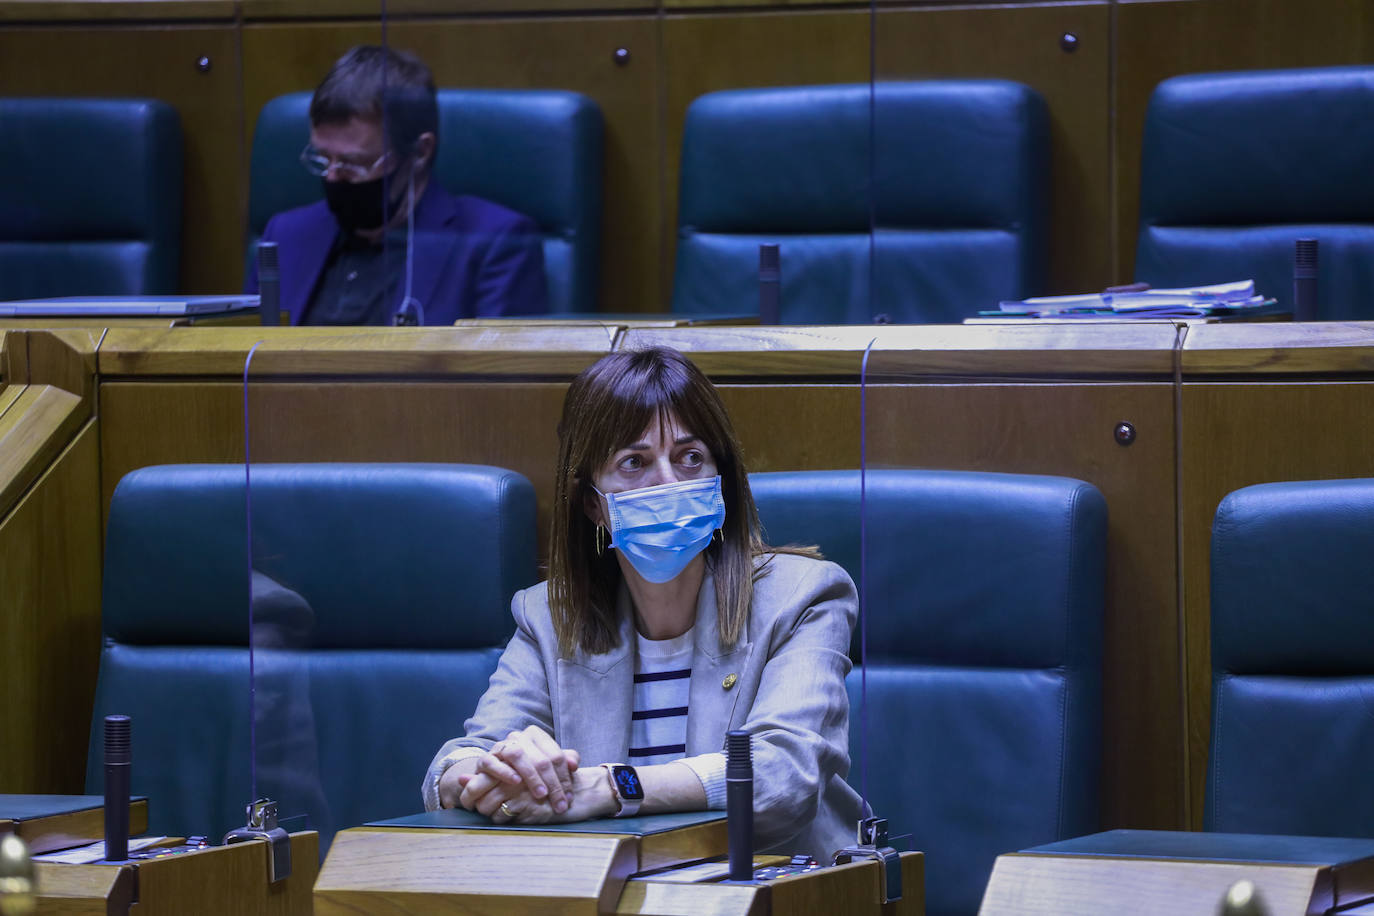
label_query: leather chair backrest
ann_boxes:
[1136,66,1374,319]
[0,97,182,299]
[673,82,1049,324]
[87,463,536,851]
[248,89,603,313]
[1208,479,1374,834]
[751,469,1105,916]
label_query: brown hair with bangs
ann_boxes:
[549,346,796,658]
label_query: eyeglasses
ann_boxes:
[299,144,391,181]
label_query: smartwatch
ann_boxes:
[601,764,644,818]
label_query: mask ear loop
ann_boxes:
[395,157,424,326]
[591,485,612,557]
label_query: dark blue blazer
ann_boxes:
[247,182,548,325]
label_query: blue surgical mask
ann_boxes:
[596,476,725,584]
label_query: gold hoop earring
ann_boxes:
[596,525,607,557]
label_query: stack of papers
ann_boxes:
[33,835,168,863]
[989,280,1278,319]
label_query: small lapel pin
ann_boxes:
[722,673,738,690]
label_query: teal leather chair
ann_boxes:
[248,90,603,313]
[1137,66,1374,319]
[86,463,536,852]
[0,98,182,299]
[1209,478,1374,835]
[673,82,1049,324]
[751,469,1106,916]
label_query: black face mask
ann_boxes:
[322,169,408,234]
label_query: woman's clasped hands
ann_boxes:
[446,725,615,825]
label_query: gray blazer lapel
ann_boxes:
[556,589,636,766]
[687,570,753,757]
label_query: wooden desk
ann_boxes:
[32,831,317,916]
[981,830,1374,915]
[0,331,101,797]
[455,314,759,330]
[316,824,923,916]
[0,795,148,854]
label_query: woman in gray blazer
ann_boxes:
[422,346,863,859]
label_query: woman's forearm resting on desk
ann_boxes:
[439,749,708,825]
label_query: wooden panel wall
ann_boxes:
[867,382,1183,830]
[0,331,103,794]
[100,381,574,556]
[0,422,103,794]
[1178,380,1374,828]
[2,1,1365,309]
[0,22,245,294]
[872,3,1112,297]
[658,11,871,306]
[1113,0,1374,282]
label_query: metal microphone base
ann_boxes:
[223,798,291,883]
[832,816,902,903]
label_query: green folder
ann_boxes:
[0,794,146,821]
[367,808,724,837]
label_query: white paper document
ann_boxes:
[32,835,169,864]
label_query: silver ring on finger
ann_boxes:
[499,801,516,819]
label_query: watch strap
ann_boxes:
[602,763,643,818]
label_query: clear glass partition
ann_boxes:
[235,3,672,323]
[0,0,1356,318]
[238,324,619,853]
[657,1,877,324]
[855,322,1188,909]
[867,2,1100,323]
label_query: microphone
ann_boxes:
[726,729,753,881]
[758,244,780,325]
[393,298,425,327]
[257,241,280,327]
[1293,238,1318,322]
[392,166,424,327]
[103,714,131,862]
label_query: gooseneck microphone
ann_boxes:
[104,714,131,862]
[258,241,280,327]
[726,729,753,881]
[1294,237,1318,322]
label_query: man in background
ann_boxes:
[248,45,547,325]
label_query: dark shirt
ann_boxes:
[248,184,549,324]
[302,230,409,326]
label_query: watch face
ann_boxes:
[612,765,645,800]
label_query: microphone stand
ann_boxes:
[832,816,903,903]
[223,799,292,883]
